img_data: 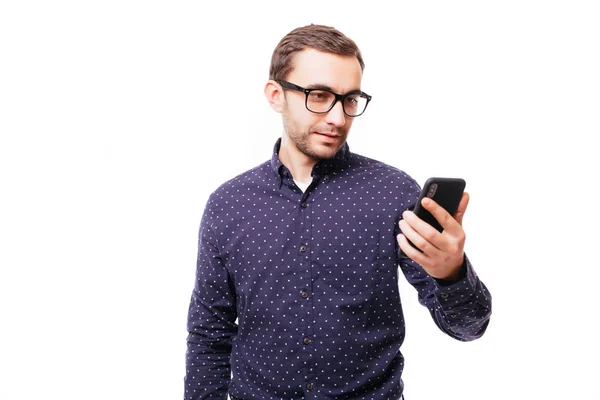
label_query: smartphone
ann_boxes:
[404,177,466,253]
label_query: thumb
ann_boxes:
[453,192,470,226]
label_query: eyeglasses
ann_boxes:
[276,80,372,117]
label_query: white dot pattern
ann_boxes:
[184,138,492,400]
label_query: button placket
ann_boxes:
[298,180,317,389]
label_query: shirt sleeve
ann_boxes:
[398,253,492,341]
[184,199,238,400]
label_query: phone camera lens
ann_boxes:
[427,184,437,198]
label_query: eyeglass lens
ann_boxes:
[306,91,368,116]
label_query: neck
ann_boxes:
[278,135,317,184]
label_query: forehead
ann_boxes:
[286,48,363,92]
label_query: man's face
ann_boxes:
[281,48,363,161]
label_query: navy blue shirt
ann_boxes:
[185,138,492,399]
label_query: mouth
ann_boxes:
[313,132,341,138]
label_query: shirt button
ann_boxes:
[301,202,307,208]
[282,170,289,177]
[303,337,311,345]
[300,291,309,298]
[451,314,457,319]
[306,383,313,390]
[440,293,449,299]
[323,174,329,181]
[300,245,307,252]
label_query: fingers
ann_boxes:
[398,217,444,258]
[420,193,468,232]
[396,232,432,266]
[398,193,469,278]
[401,204,466,255]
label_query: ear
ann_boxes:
[264,80,285,113]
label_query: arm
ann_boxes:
[185,203,237,400]
[396,192,492,340]
[399,254,492,341]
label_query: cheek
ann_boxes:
[301,116,324,133]
[286,106,319,130]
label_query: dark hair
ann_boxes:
[269,24,365,81]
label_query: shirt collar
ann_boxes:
[270,137,350,186]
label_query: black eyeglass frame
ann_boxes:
[276,80,372,117]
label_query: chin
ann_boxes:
[311,143,344,160]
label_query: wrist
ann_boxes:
[435,255,466,285]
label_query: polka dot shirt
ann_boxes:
[185,138,492,400]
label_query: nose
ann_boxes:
[324,99,346,127]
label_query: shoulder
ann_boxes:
[205,160,271,208]
[347,152,421,192]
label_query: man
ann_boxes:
[185,24,492,400]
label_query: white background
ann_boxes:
[1,1,599,399]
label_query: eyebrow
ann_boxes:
[305,83,362,93]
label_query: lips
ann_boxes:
[314,132,340,138]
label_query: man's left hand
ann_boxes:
[397,192,470,281]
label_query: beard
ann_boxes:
[282,106,348,161]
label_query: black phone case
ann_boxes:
[412,177,466,233]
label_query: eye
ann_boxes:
[308,90,330,102]
[345,95,360,107]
